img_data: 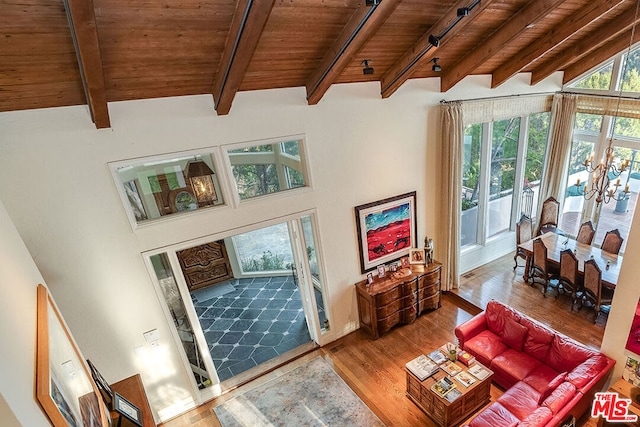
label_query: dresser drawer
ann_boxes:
[377,311,401,334]
[418,293,440,312]
[418,269,441,287]
[377,298,403,318]
[418,281,440,298]
[376,286,402,306]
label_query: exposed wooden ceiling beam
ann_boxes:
[212,0,275,116]
[380,0,493,99]
[63,0,110,129]
[491,0,626,89]
[305,0,401,106]
[440,0,564,93]
[562,25,640,84]
[530,9,637,85]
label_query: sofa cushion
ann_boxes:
[465,330,508,367]
[566,355,609,389]
[492,349,542,385]
[541,381,577,414]
[517,407,554,427]
[545,335,594,373]
[502,318,528,351]
[537,371,567,404]
[523,364,562,393]
[485,300,521,336]
[468,402,520,427]
[498,381,541,420]
[520,317,554,362]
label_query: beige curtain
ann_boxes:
[440,102,463,290]
[538,93,577,214]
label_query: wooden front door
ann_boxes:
[176,241,234,292]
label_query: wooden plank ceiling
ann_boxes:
[1,0,637,128]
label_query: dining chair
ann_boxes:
[556,249,579,305]
[579,259,614,323]
[601,229,624,255]
[576,221,595,245]
[536,197,560,236]
[531,239,556,296]
[513,214,533,270]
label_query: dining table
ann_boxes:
[517,232,622,289]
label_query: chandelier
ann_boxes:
[577,0,639,206]
[579,146,629,205]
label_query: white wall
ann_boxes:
[0,73,564,421]
[0,198,51,427]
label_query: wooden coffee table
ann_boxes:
[406,355,493,427]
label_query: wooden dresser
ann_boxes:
[355,261,442,339]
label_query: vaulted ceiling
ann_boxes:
[2,0,638,128]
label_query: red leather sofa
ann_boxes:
[455,300,615,427]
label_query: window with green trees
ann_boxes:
[227,139,308,201]
[461,112,550,248]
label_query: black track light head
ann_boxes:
[432,58,441,72]
[362,59,374,75]
[457,7,469,16]
[428,34,440,48]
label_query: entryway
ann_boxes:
[145,212,331,400]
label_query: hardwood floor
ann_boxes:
[160,253,606,427]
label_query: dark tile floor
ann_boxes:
[192,276,323,382]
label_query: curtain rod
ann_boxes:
[440,91,557,105]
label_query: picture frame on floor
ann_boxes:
[114,392,143,427]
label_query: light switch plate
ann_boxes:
[143,329,160,343]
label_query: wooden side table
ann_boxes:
[110,374,156,427]
[406,357,492,427]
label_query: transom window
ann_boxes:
[225,138,309,202]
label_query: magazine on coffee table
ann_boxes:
[468,363,492,381]
[406,355,439,381]
[454,371,477,387]
[431,376,457,397]
[441,360,462,376]
[427,349,448,365]
[444,387,462,402]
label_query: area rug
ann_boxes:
[213,357,385,426]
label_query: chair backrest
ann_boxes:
[539,197,560,228]
[521,186,534,219]
[559,249,578,285]
[532,239,548,274]
[516,214,533,245]
[583,259,602,304]
[576,221,595,245]
[601,229,624,255]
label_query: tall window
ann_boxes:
[461,113,551,248]
[563,42,640,253]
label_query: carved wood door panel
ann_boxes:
[176,241,234,292]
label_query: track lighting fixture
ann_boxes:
[457,7,469,16]
[431,58,441,72]
[362,59,374,75]
[365,0,381,5]
[428,34,440,48]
